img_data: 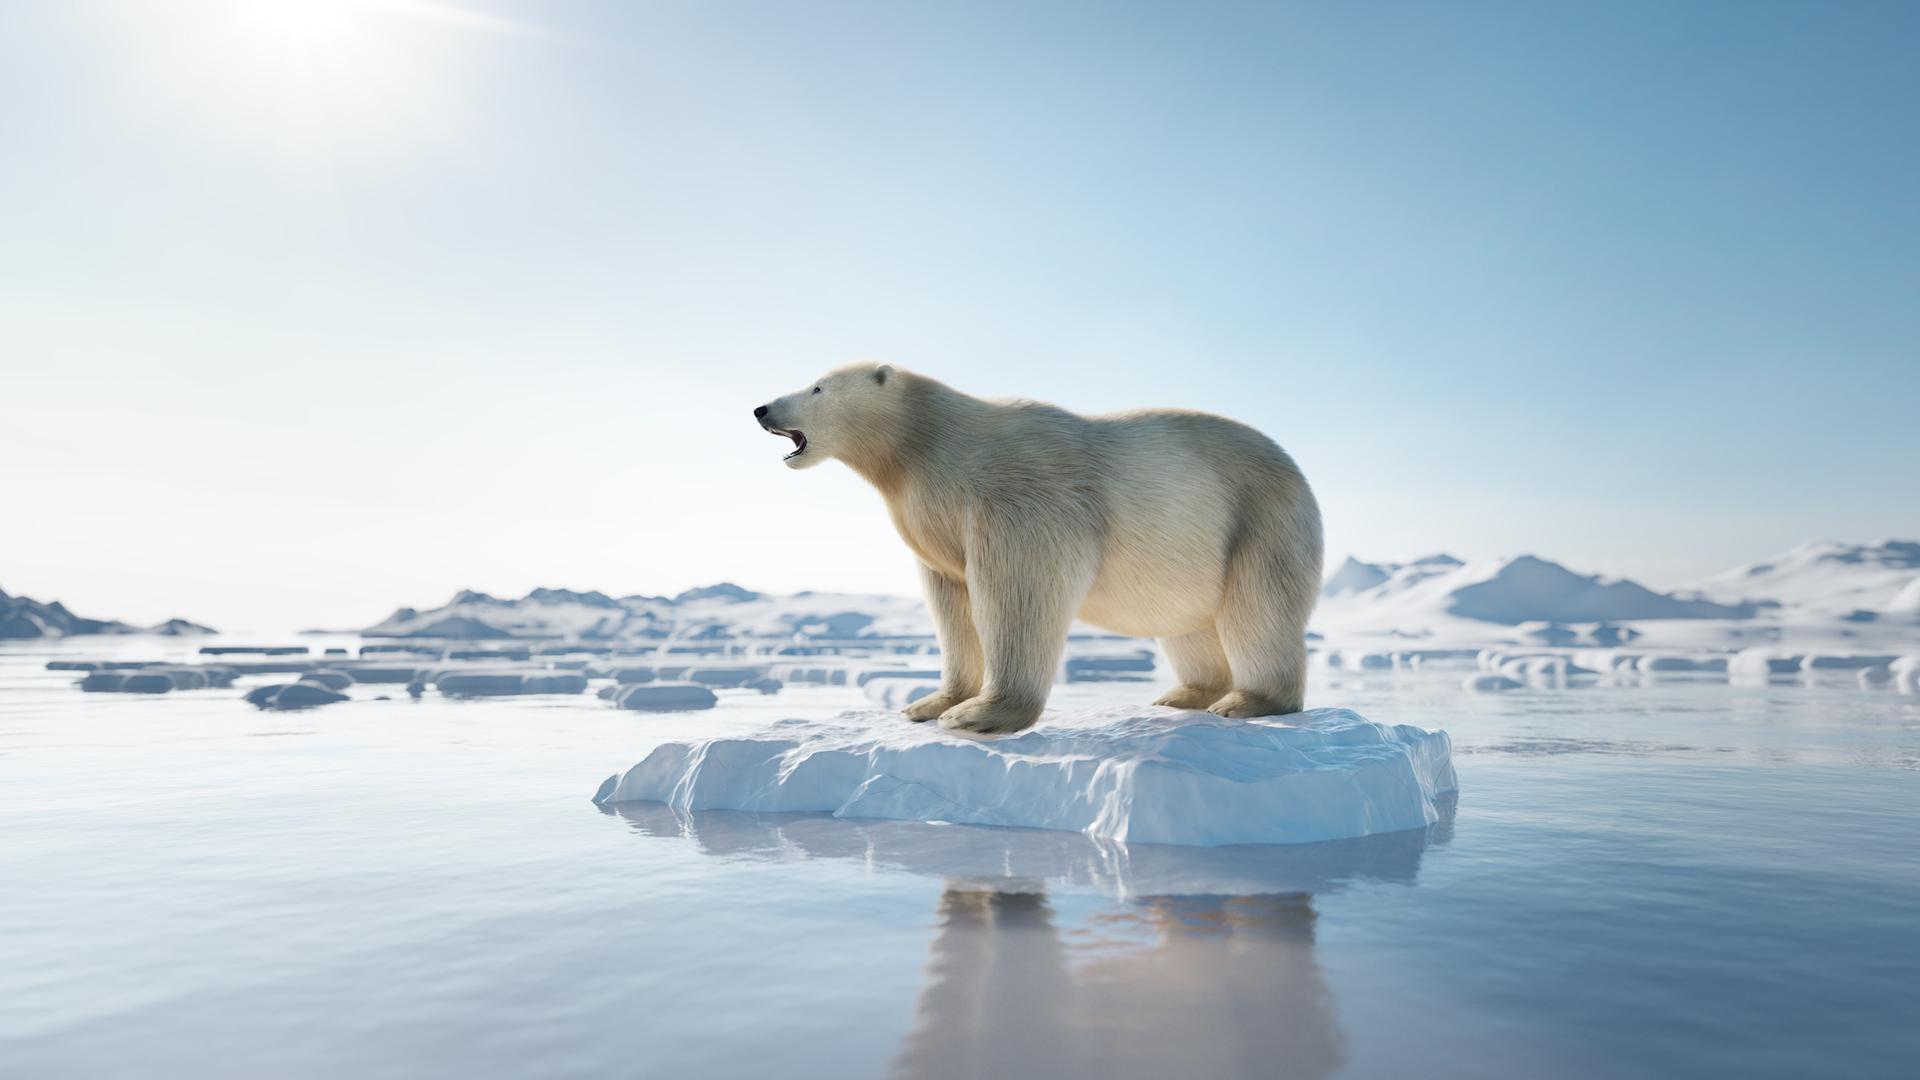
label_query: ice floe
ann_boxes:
[593,706,1455,847]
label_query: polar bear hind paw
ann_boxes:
[1207,690,1299,719]
[936,696,1042,736]
[901,690,969,723]
[1153,684,1227,710]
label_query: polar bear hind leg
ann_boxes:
[1210,527,1316,718]
[1153,626,1233,710]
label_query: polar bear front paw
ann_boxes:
[937,696,1041,736]
[1153,684,1227,710]
[1207,691,1298,719]
[901,690,970,723]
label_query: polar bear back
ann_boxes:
[1075,409,1310,637]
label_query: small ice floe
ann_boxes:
[1857,666,1893,689]
[609,682,718,711]
[1500,655,1597,680]
[199,645,309,656]
[1891,656,1920,694]
[1319,649,1394,672]
[447,647,533,662]
[323,662,425,685]
[854,664,943,687]
[77,665,241,693]
[300,669,354,691]
[82,672,173,694]
[683,666,771,689]
[1635,654,1728,675]
[1799,654,1898,672]
[865,678,940,709]
[245,682,349,710]
[1728,648,1805,679]
[768,663,853,686]
[428,670,591,697]
[592,707,1456,847]
[1063,648,1157,682]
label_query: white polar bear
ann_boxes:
[754,363,1323,735]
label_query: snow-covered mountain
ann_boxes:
[1314,539,1920,645]
[1682,540,1920,618]
[1314,554,1758,637]
[350,538,1920,647]
[362,583,932,642]
[0,586,214,639]
[1321,555,1462,599]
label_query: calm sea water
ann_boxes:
[3,638,1917,1079]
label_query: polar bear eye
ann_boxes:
[812,386,822,394]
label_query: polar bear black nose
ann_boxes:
[754,405,769,419]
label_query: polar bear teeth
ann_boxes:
[781,430,807,459]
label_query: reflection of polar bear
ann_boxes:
[755,363,1322,734]
[893,887,1344,1080]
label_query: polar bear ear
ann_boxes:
[872,364,893,387]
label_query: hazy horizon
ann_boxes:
[6,0,1917,632]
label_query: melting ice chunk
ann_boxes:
[593,706,1456,847]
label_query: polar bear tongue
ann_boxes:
[781,430,807,459]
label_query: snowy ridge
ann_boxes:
[1683,540,1920,616]
[1314,553,1758,634]
[1320,554,1463,599]
[350,537,1919,648]
[363,584,931,642]
[0,585,213,639]
[593,707,1457,847]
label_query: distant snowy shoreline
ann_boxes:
[6,539,1916,653]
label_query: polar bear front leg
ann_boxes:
[902,564,983,722]
[938,526,1094,736]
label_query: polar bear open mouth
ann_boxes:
[772,429,807,459]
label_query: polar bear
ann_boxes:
[754,363,1323,735]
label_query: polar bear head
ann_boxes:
[753,362,899,471]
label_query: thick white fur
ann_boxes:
[756,363,1323,735]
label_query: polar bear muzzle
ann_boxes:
[752,405,808,460]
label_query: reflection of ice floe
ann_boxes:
[593,707,1456,847]
[603,793,1448,1075]
[600,791,1454,899]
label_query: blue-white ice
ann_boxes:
[593,706,1456,846]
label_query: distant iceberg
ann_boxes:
[593,707,1456,847]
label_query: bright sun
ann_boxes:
[232,0,364,49]
[136,0,536,156]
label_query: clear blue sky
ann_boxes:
[3,0,1916,632]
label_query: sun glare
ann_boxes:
[230,0,363,50]
[128,0,540,157]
